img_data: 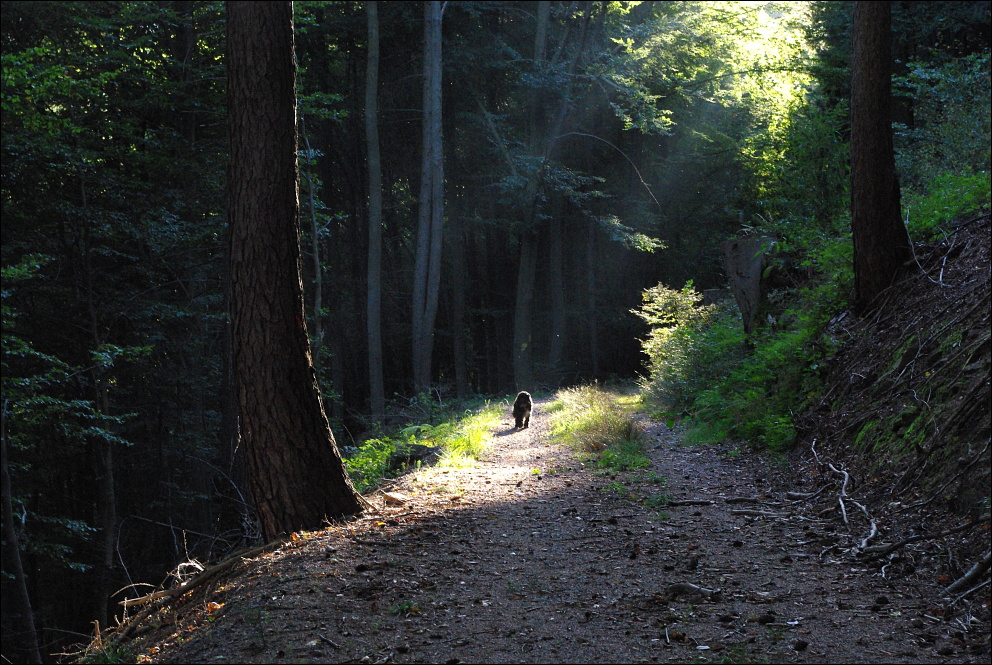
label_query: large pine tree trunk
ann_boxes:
[227,1,363,542]
[365,1,385,423]
[850,0,912,312]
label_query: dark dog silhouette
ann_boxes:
[512,391,532,429]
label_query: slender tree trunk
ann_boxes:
[365,1,385,423]
[513,230,540,391]
[227,1,363,542]
[850,0,911,312]
[300,115,324,363]
[78,176,117,628]
[548,210,566,378]
[450,210,470,398]
[512,1,550,391]
[1,403,43,664]
[587,217,600,377]
[512,2,592,390]
[412,0,445,393]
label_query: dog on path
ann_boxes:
[512,391,532,429]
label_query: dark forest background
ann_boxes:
[2,1,989,660]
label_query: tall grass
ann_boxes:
[549,384,649,471]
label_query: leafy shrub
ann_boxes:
[635,243,852,451]
[894,52,991,190]
[632,282,744,417]
[342,437,400,494]
[903,172,991,240]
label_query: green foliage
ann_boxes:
[741,100,851,244]
[549,384,649,471]
[342,401,501,492]
[637,247,852,451]
[78,640,134,665]
[894,52,992,190]
[387,599,419,617]
[634,283,744,417]
[342,438,398,494]
[904,173,992,240]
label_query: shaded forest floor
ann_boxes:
[88,213,991,664]
[111,394,988,664]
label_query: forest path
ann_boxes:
[143,397,965,664]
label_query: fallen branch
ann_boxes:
[827,463,850,528]
[850,500,878,550]
[862,515,990,557]
[120,539,285,608]
[787,485,829,502]
[666,499,715,506]
[730,509,788,518]
[947,579,991,608]
[664,582,722,601]
[944,551,992,597]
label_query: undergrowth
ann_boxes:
[635,238,853,452]
[549,384,649,472]
[342,399,501,493]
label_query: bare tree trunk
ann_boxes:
[300,115,324,363]
[850,0,911,312]
[587,217,600,377]
[79,175,117,628]
[450,210,470,397]
[227,1,363,542]
[512,1,550,392]
[548,209,566,380]
[412,0,445,393]
[365,1,385,423]
[1,403,43,664]
[513,2,592,390]
[513,230,540,391]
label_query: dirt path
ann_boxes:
[140,398,982,664]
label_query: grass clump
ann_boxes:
[436,402,502,465]
[342,401,501,492]
[549,384,649,472]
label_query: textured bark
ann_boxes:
[850,1,912,312]
[365,1,385,423]
[721,235,773,339]
[587,218,599,377]
[227,1,363,542]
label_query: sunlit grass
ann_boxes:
[549,384,649,472]
[437,402,502,466]
[343,401,501,491]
